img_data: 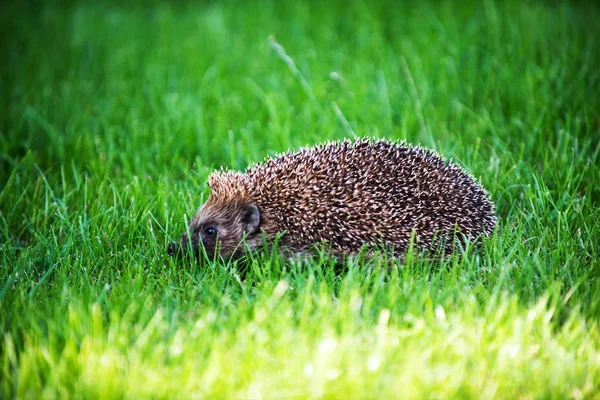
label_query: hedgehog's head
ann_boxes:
[168,172,262,260]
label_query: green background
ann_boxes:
[2,0,599,398]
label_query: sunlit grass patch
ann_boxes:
[4,290,598,398]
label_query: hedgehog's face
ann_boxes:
[168,201,261,260]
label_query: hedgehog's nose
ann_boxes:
[167,241,180,257]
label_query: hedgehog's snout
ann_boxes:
[167,239,189,257]
[167,241,180,257]
[168,231,200,258]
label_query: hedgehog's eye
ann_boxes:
[204,227,217,237]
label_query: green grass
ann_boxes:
[2,0,600,398]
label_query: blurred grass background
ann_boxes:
[1,0,600,398]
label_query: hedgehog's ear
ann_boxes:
[242,204,260,234]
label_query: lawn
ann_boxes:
[1,0,600,398]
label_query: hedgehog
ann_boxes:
[168,138,496,260]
